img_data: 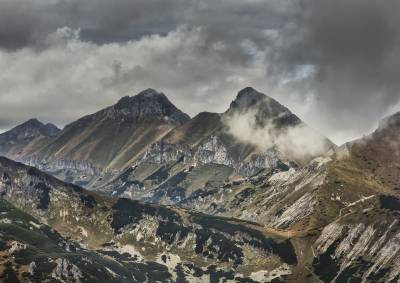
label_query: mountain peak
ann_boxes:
[116,89,165,106]
[236,87,266,101]
[137,88,165,98]
[233,87,269,107]
[10,118,60,137]
[0,118,60,156]
[226,87,301,128]
[112,89,189,125]
[22,118,42,127]
[230,87,279,111]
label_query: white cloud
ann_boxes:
[0,26,273,128]
[223,108,331,161]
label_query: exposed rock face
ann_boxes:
[225,87,302,129]
[314,217,400,283]
[110,88,190,125]
[72,88,190,127]
[19,156,108,187]
[141,135,284,176]
[52,258,83,283]
[179,156,330,227]
[21,156,101,175]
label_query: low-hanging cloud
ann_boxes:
[223,108,331,161]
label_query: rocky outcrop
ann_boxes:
[314,217,400,283]
[225,87,302,129]
[177,156,329,228]
[141,135,286,176]
[20,156,103,175]
[52,258,83,283]
[108,88,190,125]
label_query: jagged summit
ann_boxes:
[112,89,190,125]
[116,88,164,105]
[227,87,302,128]
[235,87,267,102]
[138,88,165,98]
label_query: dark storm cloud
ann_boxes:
[0,0,186,49]
[0,0,293,50]
[266,0,400,141]
[0,0,399,144]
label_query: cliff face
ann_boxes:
[141,135,284,175]
[18,156,106,188]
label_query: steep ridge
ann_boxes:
[0,157,304,282]
[15,89,190,188]
[102,87,334,204]
[0,118,60,158]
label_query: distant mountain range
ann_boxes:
[0,87,333,190]
[0,87,399,282]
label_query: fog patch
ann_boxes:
[223,109,331,161]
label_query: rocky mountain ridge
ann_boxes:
[4,89,191,188]
[101,87,333,204]
[0,87,333,195]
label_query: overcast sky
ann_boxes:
[0,0,399,144]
